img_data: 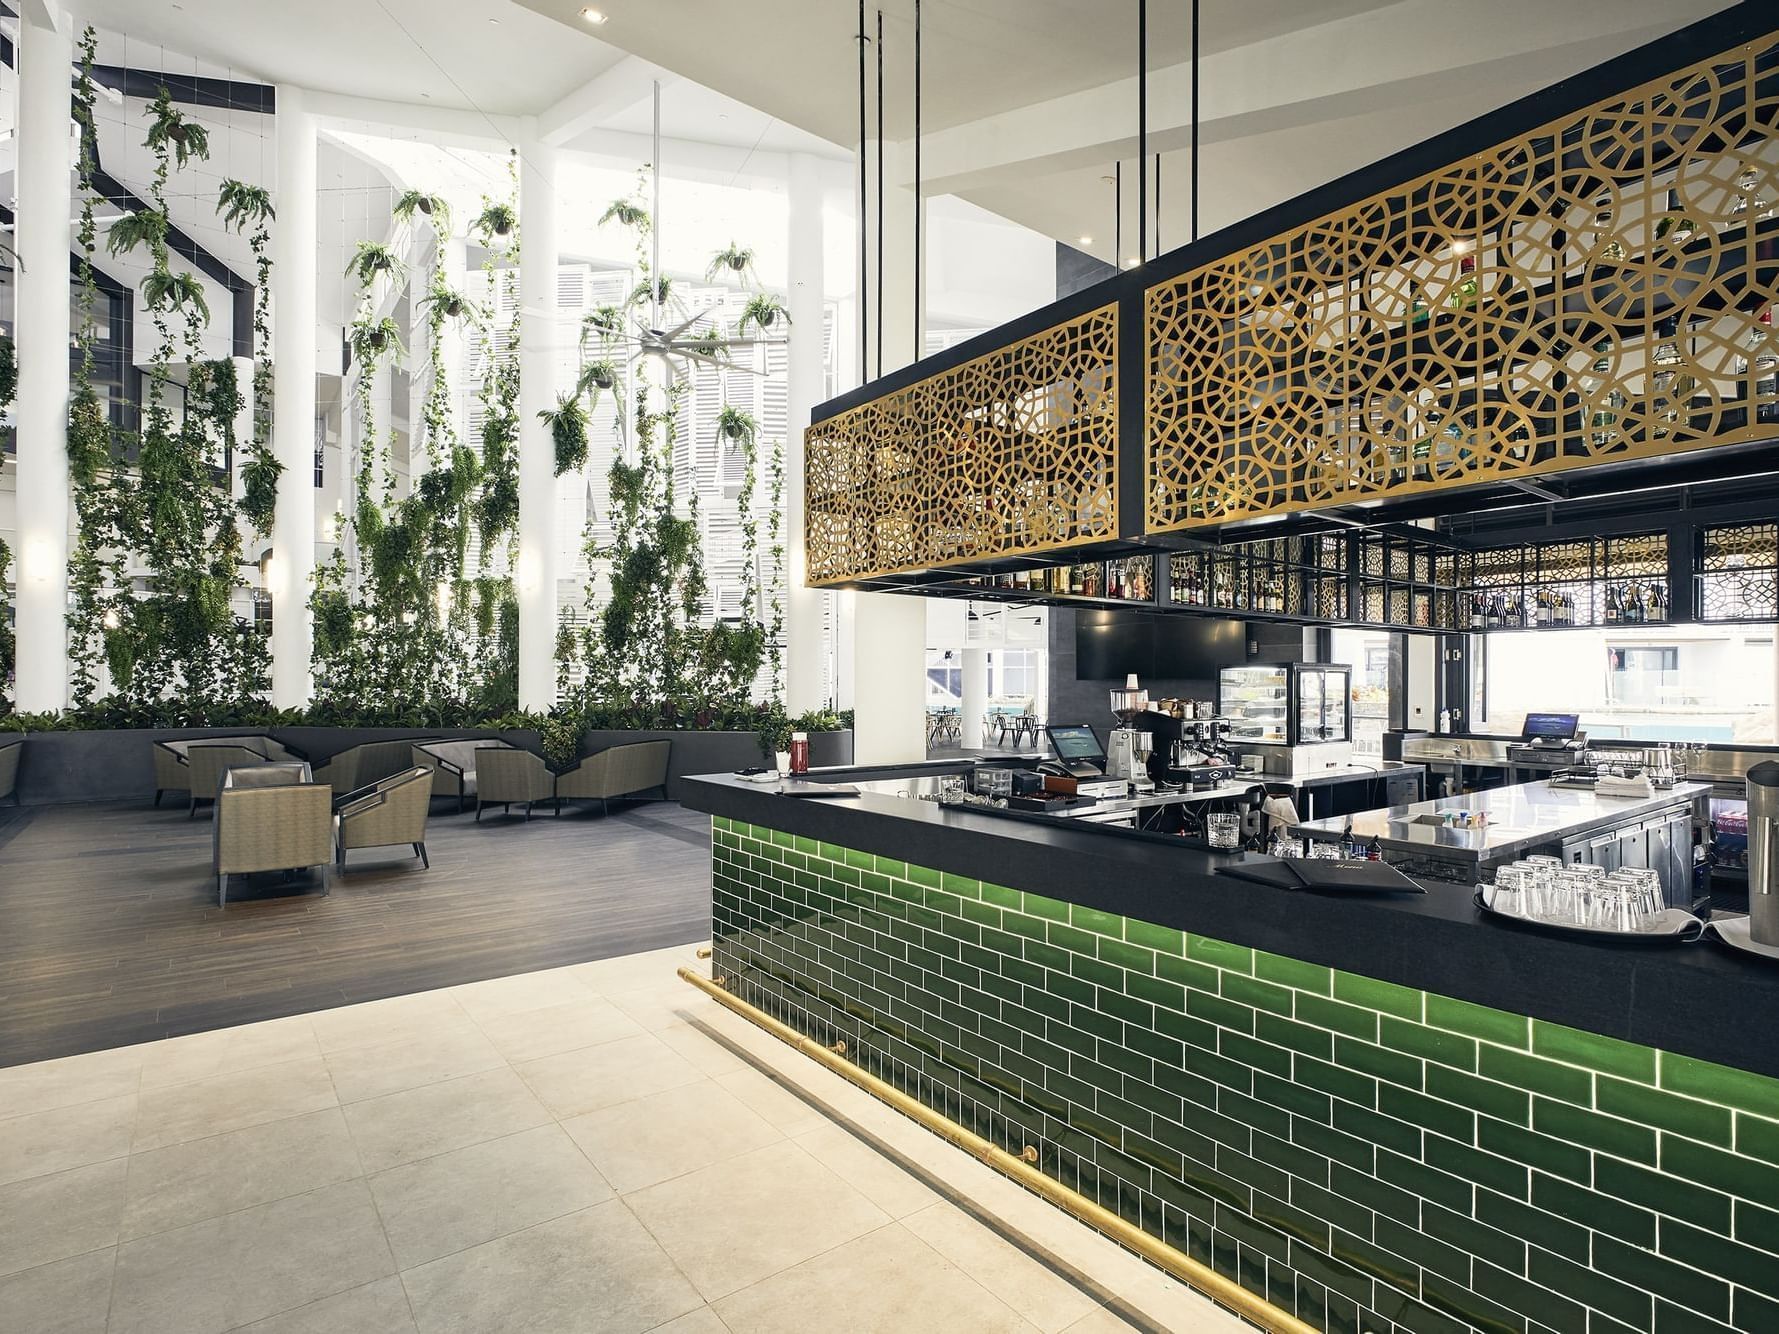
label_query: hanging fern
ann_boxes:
[706,243,757,285]
[344,240,405,288]
[715,405,758,447]
[599,197,650,233]
[418,286,471,321]
[216,180,274,232]
[105,209,167,260]
[737,294,790,337]
[350,316,406,366]
[393,189,450,229]
[141,269,209,321]
[627,275,675,312]
[143,88,210,170]
[541,394,590,476]
[473,202,518,243]
[0,336,15,413]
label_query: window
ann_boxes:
[990,649,1040,703]
[1483,626,1775,742]
[1330,629,1394,756]
[925,649,962,706]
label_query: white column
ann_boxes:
[516,125,559,711]
[12,5,73,713]
[961,647,989,749]
[849,145,928,765]
[783,153,827,714]
[269,85,317,709]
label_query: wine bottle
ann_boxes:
[1536,590,1552,626]
[1605,586,1620,624]
[1470,594,1485,630]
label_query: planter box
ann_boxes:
[580,729,853,801]
[7,726,849,807]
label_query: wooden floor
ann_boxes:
[0,796,714,1068]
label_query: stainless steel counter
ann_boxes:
[1292,780,1709,892]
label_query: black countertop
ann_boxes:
[683,771,1779,1081]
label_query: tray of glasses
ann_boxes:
[1473,890,1705,944]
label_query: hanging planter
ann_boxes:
[706,243,757,284]
[345,240,405,288]
[738,294,790,337]
[473,203,518,244]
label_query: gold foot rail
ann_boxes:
[678,966,1317,1334]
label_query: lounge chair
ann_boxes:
[212,763,332,907]
[413,738,514,813]
[553,740,671,816]
[335,765,434,868]
[475,748,556,821]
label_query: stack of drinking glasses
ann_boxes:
[1485,856,1664,932]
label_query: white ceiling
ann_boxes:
[513,0,1741,265]
[71,0,628,117]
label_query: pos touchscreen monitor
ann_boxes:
[1045,724,1107,776]
[1522,712,1580,742]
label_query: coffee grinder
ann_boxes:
[1106,675,1153,792]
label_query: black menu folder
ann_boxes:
[1218,857,1425,895]
[1290,859,1425,895]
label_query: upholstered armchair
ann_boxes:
[156,735,301,812]
[553,740,671,815]
[184,743,275,818]
[475,747,556,821]
[0,737,20,803]
[313,739,428,795]
[336,766,434,868]
[413,738,513,812]
[212,765,332,906]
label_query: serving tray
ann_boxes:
[1473,891,1704,944]
[1707,914,1779,963]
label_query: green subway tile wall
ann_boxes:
[709,818,1779,1334]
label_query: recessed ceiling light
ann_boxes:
[1078,235,1093,245]
[580,6,609,22]
[488,17,500,24]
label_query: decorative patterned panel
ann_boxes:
[1700,520,1779,620]
[805,306,1118,584]
[1147,32,1779,532]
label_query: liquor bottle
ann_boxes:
[1485,595,1502,629]
[1627,583,1645,625]
[1069,563,1083,595]
[1470,593,1485,630]
[1366,835,1383,862]
[1647,585,1665,622]
[1656,188,1697,243]
[1756,309,1778,425]
[1605,585,1620,624]
[1447,249,1480,311]
[1536,589,1552,626]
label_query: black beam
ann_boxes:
[89,65,275,115]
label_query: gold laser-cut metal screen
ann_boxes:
[805,305,1118,585]
[1147,31,1779,533]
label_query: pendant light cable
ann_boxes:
[1137,0,1147,264]
[857,0,867,383]
[914,0,923,365]
[1191,0,1200,243]
[875,7,885,380]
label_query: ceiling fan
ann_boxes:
[526,81,787,382]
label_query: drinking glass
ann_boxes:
[937,775,967,805]
[1488,865,1526,916]
[1206,813,1242,850]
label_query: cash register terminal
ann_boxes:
[1044,724,1109,778]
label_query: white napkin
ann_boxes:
[1261,795,1300,833]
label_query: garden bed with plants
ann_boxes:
[0,702,851,807]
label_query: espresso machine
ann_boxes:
[1106,676,1154,792]
[1142,706,1239,791]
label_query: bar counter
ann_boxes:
[683,769,1779,1334]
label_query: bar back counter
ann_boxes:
[682,769,1779,1334]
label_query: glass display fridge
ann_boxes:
[1218,663,1353,747]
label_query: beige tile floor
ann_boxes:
[0,942,1252,1334]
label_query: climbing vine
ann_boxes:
[218,180,278,535]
